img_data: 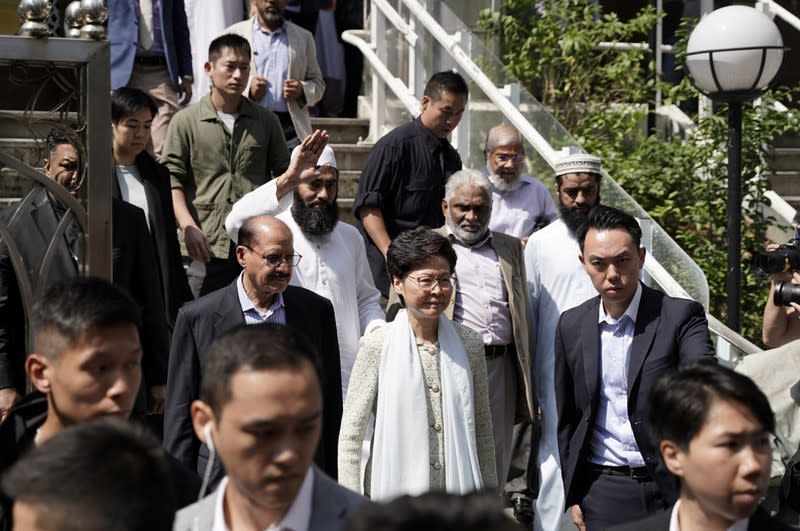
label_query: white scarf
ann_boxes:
[367,310,483,500]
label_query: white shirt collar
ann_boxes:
[598,282,642,325]
[211,468,315,531]
[669,500,749,531]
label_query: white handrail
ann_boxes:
[340,29,420,122]
[357,0,759,357]
[757,0,800,33]
[398,0,559,167]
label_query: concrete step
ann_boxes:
[329,143,372,172]
[338,170,361,198]
[768,147,800,172]
[310,117,370,144]
[767,170,800,194]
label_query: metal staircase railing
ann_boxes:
[344,0,759,361]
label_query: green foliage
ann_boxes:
[479,0,800,343]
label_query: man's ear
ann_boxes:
[204,61,213,76]
[42,159,50,173]
[638,246,646,268]
[441,199,448,217]
[660,440,686,478]
[235,245,248,268]
[420,95,430,112]
[191,400,216,445]
[26,353,52,394]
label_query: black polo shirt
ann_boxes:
[353,117,462,295]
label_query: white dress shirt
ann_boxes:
[589,283,644,467]
[115,164,150,231]
[668,500,749,531]
[224,181,385,397]
[211,468,315,531]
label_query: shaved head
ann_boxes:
[485,124,523,155]
[238,215,293,249]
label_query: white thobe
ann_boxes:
[524,219,597,531]
[224,181,386,397]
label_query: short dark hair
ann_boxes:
[423,71,469,101]
[0,417,175,531]
[111,87,158,123]
[576,204,642,253]
[209,33,251,63]
[385,227,457,280]
[31,277,141,360]
[200,324,321,417]
[344,491,524,531]
[45,128,78,158]
[649,363,775,450]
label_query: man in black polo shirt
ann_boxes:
[353,71,468,297]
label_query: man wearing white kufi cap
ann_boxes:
[524,152,603,531]
[225,145,385,398]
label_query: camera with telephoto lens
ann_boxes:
[753,239,800,279]
[774,281,800,307]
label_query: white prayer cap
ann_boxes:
[554,153,602,177]
[290,145,337,168]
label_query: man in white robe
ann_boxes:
[525,153,603,531]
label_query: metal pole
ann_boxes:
[726,101,742,332]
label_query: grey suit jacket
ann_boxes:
[172,466,367,531]
[223,17,325,140]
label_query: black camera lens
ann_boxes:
[774,281,800,307]
[753,240,800,279]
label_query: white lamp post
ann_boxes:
[685,5,785,332]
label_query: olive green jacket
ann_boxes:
[162,94,290,258]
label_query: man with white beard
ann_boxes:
[483,124,558,245]
[525,153,603,531]
[439,169,536,512]
[225,145,385,398]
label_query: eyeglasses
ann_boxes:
[405,275,454,290]
[493,153,524,165]
[243,245,302,268]
[561,185,597,199]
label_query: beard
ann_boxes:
[489,170,522,192]
[560,193,601,236]
[445,216,489,244]
[291,191,339,235]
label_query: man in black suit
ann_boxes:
[555,205,717,531]
[0,130,169,421]
[163,214,342,488]
[609,364,793,531]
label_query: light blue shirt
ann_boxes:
[589,282,644,467]
[236,272,287,325]
[252,17,289,113]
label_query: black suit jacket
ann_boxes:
[0,189,169,392]
[607,505,797,531]
[113,152,192,327]
[555,284,716,507]
[163,280,342,486]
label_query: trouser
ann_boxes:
[486,350,518,493]
[273,111,300,149]
[185,243,240,298]
[127,62,181,159]
[578,464,668,531]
